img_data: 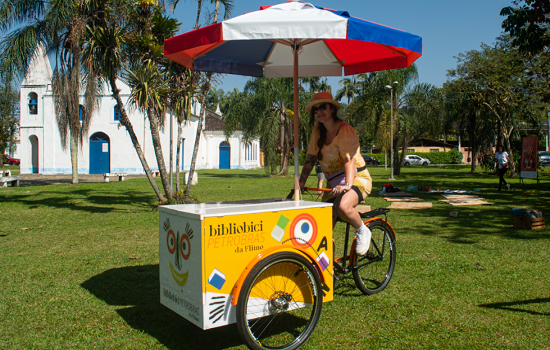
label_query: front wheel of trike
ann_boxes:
[236,252,323,350]
[352,220,396,295]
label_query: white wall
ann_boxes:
[18,45,261,174]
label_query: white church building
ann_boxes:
[19,46,261,175]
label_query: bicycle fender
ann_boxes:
[363,217,397,241]
[230,245,327,306]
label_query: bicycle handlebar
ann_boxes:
[302,187,332,192]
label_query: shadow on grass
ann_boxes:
[4,188,156,213]
[380,185,550,244]
[199,173,270,179]
[81,264,244,350]
[479,298,550,316]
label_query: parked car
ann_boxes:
[539,151,550,166]
[3,155,20,166]
[361,154,381,166]
[404,154,430,166]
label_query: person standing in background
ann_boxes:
[495,145,510,191]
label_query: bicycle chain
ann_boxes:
[280,237,334,278]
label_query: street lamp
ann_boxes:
[384,122,387,170]
[385,81,398,180]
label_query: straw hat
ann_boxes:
[305,91,342,113]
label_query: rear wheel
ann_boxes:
[236,252,322,350]
[404,162,410,166]
[352,220,396,295]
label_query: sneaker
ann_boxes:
[506,184,510,191]
[355,226,371,256]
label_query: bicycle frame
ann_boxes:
[295,187,395,276]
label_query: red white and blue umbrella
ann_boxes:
[165,1,422,198]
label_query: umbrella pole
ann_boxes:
[293,42,300,202]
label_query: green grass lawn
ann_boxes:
[1,165,549,349]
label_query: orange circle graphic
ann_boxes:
[289,213,318,249]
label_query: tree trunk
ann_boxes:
[277,108,289,176]
[391,118,401,176]
[214,0,220,22]
[109,76,164,201]
[396,125,409,176]
[502,124,515,176]
[469,111,478,172]
[148,106,173,200]
[194,0,203,29]
[70,134,78,184]
[185,73,212,197]
[496,120,502,147]
[175,121,183,193]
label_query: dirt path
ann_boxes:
[18,174,145,186]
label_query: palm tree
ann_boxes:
[0,0,108,183]
[165,65,201,193]
[82,1,165,201]
[181,0,233,197]
[318,78,332,93]
[124,1,181,201]
[335,77,357,104]
[300,76,321,92]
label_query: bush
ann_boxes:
[362,153,385,162]
[289,152,307,166]
[406,150,463,165]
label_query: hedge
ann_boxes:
[297,150,463,166]
[362,151,462,165]
[411,151,463,164]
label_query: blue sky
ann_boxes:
[171,0,514,95]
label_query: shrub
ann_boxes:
[362,153,385,162]
[406,150,463,164]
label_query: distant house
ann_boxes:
[19,45,260,174]
[402,138,457,153]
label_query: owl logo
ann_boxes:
[289,213,318,249]
[165,219,193,287]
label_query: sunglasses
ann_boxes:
[312,103,328,114]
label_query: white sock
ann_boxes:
[356,223,368,234]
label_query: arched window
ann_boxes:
[28,92,38,115]
[79,105,84,122]
[91,132,110,142]
[114,105,121,121]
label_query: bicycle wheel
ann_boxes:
[352,220,396,295]
[236,252,323,350]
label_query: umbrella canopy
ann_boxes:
[165,1,422,77]
[164,1,422,200]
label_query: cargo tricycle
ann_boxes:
[159,190,396,350]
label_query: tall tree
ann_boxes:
[182,0,233,198]
[0,0,106,183]
[446,38,540,175]
[224,77,306,176]
[335,76,357,104]
[82,0,165,201]
[0,79,19,165]
[501,0,550,54]
[125,1,181,200]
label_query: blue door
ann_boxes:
[219,141,230,169]
[30,135,39,173]
[89,132,110,174]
